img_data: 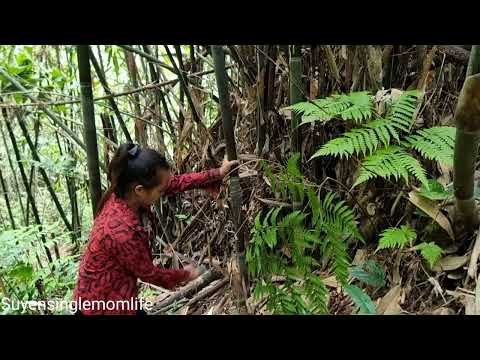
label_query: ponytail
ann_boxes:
[95,143,170,217]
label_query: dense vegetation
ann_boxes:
[1,45,479,315]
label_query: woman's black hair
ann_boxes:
[95,143,170,217]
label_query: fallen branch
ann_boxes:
[149,269,222,314]
[187,277,228,307]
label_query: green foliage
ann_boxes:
[405,126,456,166]
[344,284,377,315]
[350,260,386,288]
[353,146,428,188]
[417,179,451,201]
[311,91,420,160]
[293,89,455,190]
[0,223,78,314]
[247,154,363,314]
[377,225,417,250]
[416,242,443,268]
[289,91,373,124]
[377,226,443,269]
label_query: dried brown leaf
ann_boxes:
[377,285,403,315]
[408,190,455,240]
[433,255,469,272]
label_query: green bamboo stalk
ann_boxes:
[76,45,102,216]
[0,167,16,229]
[0,119,26,225]
[453,45,480,232]
[289,45,302,155]
[211,45,248,313]
[25,116,40,225]
[4,118,53,263]
[89,47,132,143]
[16,113,73,231]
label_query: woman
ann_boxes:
[73,143,238,315]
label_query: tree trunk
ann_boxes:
[211,45,248,314]
[76,45,102,217]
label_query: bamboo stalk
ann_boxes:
[76,45,102,216]
[453,45,480,232]
[0,106,26,224]
[0,167,16,229]
[88,47,132,143]
[4,117,53,263]
[118,45,176,73]
[16,112,73,231]
[289,45,302,154]
[211,45,248,313]
[164,46,206,131]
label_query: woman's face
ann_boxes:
[134,168,171,208]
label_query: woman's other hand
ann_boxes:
[219,158,240,177]
[184,264,202,282]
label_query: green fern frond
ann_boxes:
[290,91,373,125]
[417,242,443,268]
[353,146,428,188]
[304,275,329,314]
[319,192,363,242]
[377,225,417,250]
[324,232,350,285]
[387,90,421,133]
[404,126,456,166]
[311,118,403,160]
[338,91,374,123]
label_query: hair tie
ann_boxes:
[128,144,140,158]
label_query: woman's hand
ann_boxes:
[219,158,240,177]
[184,264,202,282]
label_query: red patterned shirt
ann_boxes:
[73,169,221,315]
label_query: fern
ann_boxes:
[289,91,373,125]
[417,242,443,268]
[311,91,420,160]
[353,146,428,188]
[248,155,363,314]
[376,226,443,269]
[404,126,456,166]
[377,225,417,250]
[387,90,421,133]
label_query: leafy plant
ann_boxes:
[344,284,377,315]
[378,225,417,250]
[376,225,443,268]
[417,179,451,201]
[291,90,455,190]
[350,260,386,288]
[247,153,366,314]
